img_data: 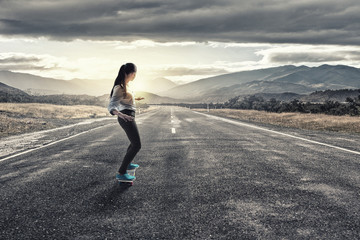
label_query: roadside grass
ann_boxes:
[0,103,157,137]
[193,108,360,134]
[0,103,110,137]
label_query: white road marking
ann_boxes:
[1,109,159,163]
[0,125,110,162]
[194,111,360,156]
[170,108,177,134]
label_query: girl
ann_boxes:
[108,63,144,181]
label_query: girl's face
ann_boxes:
[125,72,136,83]
[130,72,136,81]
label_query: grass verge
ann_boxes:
[193,108,360,134]
[0,103,112,138]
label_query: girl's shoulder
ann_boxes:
[114,85,125,91]
[114,84,123,89]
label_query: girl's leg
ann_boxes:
[117,117,141,174]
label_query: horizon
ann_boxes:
[2,63,360,98]
[1,62,358,82]
[1,1,360,87]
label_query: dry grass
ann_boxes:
[194,108,360,134]
[0,103,110,137]
[0,103,109,119]
[0,103,158,137]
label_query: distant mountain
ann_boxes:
[270,65,360,89]
[0,71,112,96]
[160,65,360,102]
[159,65,298,99]
[2,64,360,103]
[0,70,76,95]
[3,80,359,106]
[135,91,181,104]
[0,70,177,96]
[203,80,313,102]
[0,78,180,105]
[135,77,178,94]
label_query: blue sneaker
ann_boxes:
[116,173,136,182]
[127,163,139,170]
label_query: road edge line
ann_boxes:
[0,124,111,162]
[0,108,160,162]
[193,111,360,156]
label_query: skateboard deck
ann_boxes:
[118,169,136,186]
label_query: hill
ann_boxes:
[2,64,360,103]
[0,82,33,102]
[0,70,178,97]
[160,65,360,102]
[159,65,298,100]
[0,82,108,106]
[0,82,179,106]
[0,71,111,96]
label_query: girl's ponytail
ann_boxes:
[110,63,137,98]
[110,64,126,97]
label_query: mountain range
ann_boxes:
[0,71,178,97]
[2,82,359,105]
[0,70,111,96]
[159,64,360,102]
[1,64,360,103]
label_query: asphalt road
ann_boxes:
[1,106,360,239]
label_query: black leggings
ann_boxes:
[117,110,141,174]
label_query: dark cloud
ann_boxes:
[0,54,60,71]
[0,56,42,63]
[269,51,360,63]
[0,0,359,45]
[270,52,344,63]
[0,64,56,71]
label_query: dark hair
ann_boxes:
[110,63,137,97]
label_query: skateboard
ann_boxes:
[118,169,136,186]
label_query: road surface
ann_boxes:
[1,106,360,239]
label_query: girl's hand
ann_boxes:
[113,110,134,122]
[135,97,145,101]
[118,112,134,122]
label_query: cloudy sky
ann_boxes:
[1,0,360,88]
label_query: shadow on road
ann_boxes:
[90,183,133,213]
